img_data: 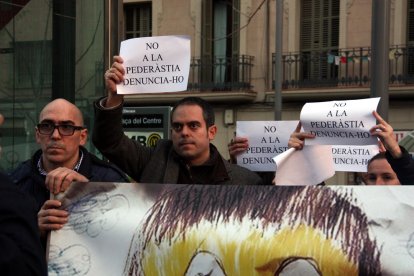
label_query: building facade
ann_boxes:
[1,0,413,184]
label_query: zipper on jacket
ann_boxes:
[186,164,194,183]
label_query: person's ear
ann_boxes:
[35,128,41,144]
[79,128,88,146]
[208,125,217,140]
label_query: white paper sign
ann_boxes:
[236,121,298,171]
[117,35,190,94]
[235,120,379,173]
[273,145,335,185]
[300,97,380,146]
[332,145,380,172]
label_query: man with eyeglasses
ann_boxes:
[9,99,128,246]
[91,56,261,186]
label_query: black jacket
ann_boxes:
[9,146,129,211]
[386,146,414,185]
[0,172,47,276]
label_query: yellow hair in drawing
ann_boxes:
[124,186,381,276]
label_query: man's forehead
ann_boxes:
[171,119,202,125]
[39,118,76,124]
[39,107,80,123]
[173,104,203,117]
[39,112,78,122]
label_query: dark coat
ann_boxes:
[386,146,414,185]
[92,100,262,185]
[0,172,47,276]
[9,146,129,211]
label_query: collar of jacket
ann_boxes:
[31,146,93,179]
[171,143,230,184]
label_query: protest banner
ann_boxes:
[48,183,414,276]
[117,35,190,94]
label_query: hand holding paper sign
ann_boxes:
[287,122,315,150]
[288,122,379,173]
[235,121,297,172]
[104,55,125,108]
[273,145,335,185]
[365,111,414,185]
[38,199,69,237]
[273,122,335,185]
[228,137,249,164]
[370,111,402,159]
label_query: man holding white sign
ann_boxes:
[92,41,262,186]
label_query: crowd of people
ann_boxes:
[1,54,413,273]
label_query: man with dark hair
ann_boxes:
[173,96,216,127]
[92,55,261,185]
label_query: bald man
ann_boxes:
[9,99,128,242]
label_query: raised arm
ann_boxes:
[370,111,401,158]
[370,111,414,185]
[103,55,125,108]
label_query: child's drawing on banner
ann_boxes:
[124,185,380,275]
[48,183,414,276]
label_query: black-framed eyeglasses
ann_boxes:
[36,123,85,136]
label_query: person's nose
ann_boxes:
[375,177,384,185]
[50,127,62,139]
[181,125,190,136]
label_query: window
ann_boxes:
[0,0,105,171]
[124,3,152,39]
[407,0,414,76]
[300,0,339,82]
[14,40,52,88]
[0,0,20,29]
[201,0,240,89]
